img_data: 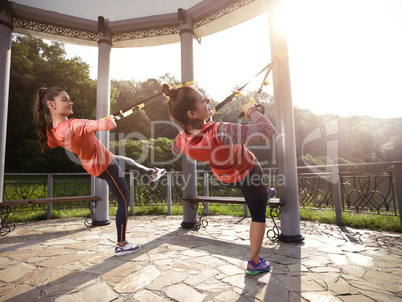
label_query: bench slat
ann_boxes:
[183,196,284,206]
[0,195,101,206]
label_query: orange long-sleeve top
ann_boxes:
[173,107,277,183]
[47,118,116,177]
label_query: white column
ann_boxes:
[0,11,12,203]
[179,9,198,228]
[93,16,112,226]
[266,0,303,241]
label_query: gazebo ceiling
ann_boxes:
[8,0,267,47]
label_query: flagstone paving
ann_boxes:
[0,215,401,301]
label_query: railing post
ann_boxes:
[393,163,402,232]
[332,165,343,224]
[243,204,248,218]
[129,172,134,215]
[47,173,52,219]
[203,171,209,215]
[91,176,95,195]
[167,172,172,215]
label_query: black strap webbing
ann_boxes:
[214,61,273,112]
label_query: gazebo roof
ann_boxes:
[9,0,267,47]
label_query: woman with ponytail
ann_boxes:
[162,83,277,275]
[33,87,166,256]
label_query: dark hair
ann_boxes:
[32,87,65,152]
[161,83,199,134]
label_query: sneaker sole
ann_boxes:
[245,267,271,276]
[115,246,139,256]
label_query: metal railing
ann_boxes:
[3,161,401,226]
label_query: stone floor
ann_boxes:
[0,215,401,302]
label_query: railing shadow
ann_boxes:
[2,219,303,301]
[0,225,90,253]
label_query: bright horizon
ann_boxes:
[64,0,402,119]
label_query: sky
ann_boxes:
[64,0,402,119]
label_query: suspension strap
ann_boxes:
[102,81,194,120]
[101,52,288,120]
[213,62,272,112]
[214,53,288,113]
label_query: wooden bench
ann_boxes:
[183,196,284,241]
[0,195,101,236]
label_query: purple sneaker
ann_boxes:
[267,188,276,201]
[246,257,271,275]
[115,241,139,256]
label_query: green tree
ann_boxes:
[110,80,152,139]
[8,36,400,175]
[338,116,378,162]
[6,35,97,172]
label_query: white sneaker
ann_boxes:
[151,168,166,182]
[115,241,139,256]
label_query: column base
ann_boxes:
[279,234,304,242]
[92,219,112,226]
[180,221,195,229]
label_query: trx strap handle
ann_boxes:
[238,99,265,118]
[102,81,194,120]
[111,93,163,121]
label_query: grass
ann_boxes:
[4,205,401,233]
[299,208,401,233]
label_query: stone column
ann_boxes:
[266,0,303,241]
[93,16,112,226]
[178,9,197,228]
[0,5,12,203]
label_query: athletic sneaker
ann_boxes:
[246,257,271,275]
[115,241,139,256]
[267,188,276,200]
[151,168,166,182]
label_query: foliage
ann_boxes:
[7,35,95,173]
[299,209,401,233]
[6,35,402,174]
[111,137,182,171]
[293,109,401,165]
[8,205,400,233]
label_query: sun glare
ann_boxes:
[63,0,402,119]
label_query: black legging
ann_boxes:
[221,160,268,223]
[98,156,153,242]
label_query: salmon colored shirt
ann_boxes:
[173,107,277,183]
[47,118,115,177]
[176,122,255,183]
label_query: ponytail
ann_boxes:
[32,87,64,152]
[161,83,198,134]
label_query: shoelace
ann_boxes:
[259,257,268,266]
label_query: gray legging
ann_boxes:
[97,155,153,243]
[114,155,153,175]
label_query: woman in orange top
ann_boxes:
[33,87,165,256]
[163,83,277,275]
